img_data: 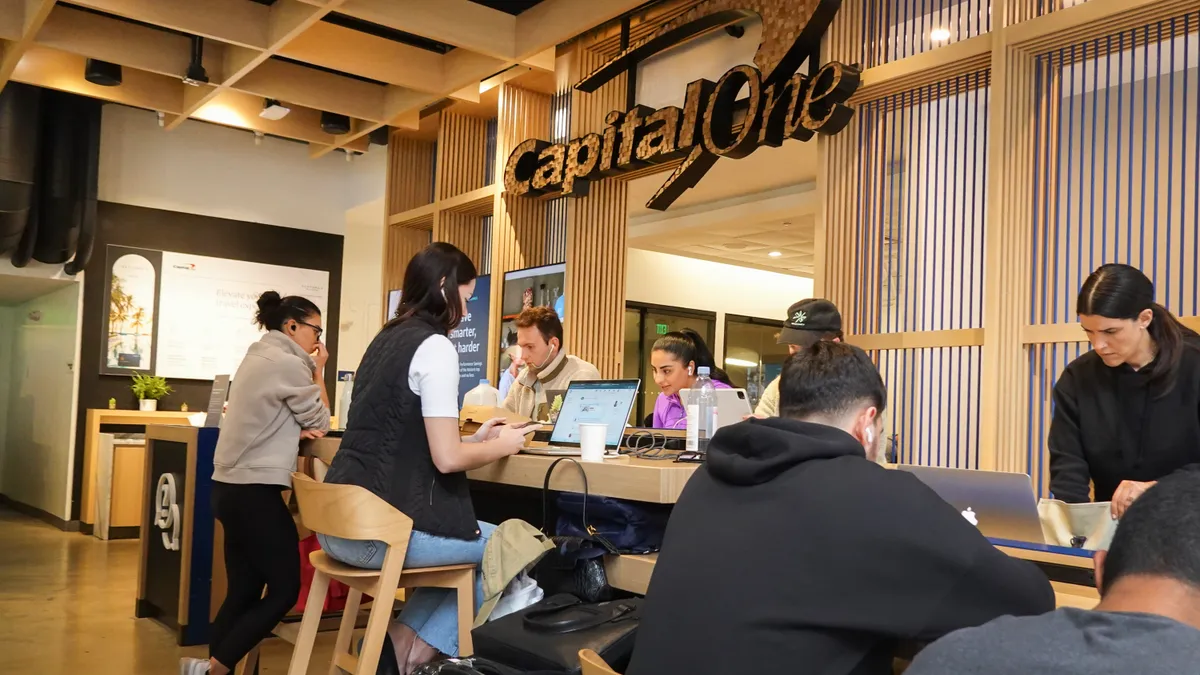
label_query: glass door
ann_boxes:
[723,314,789,410]
[623,303,716,426]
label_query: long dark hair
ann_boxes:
[388,242,477,333]
[652,329,733,386]
[255,291,320,331]
[1078,263,1198,393]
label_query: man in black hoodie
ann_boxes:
[626,342,1055,675]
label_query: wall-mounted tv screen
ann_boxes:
[499,263,565,378]
[386,289,402,321]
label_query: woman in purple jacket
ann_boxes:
[650,329,734,429]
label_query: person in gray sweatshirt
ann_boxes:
[182,291,330,675]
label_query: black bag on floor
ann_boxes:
[531,459,618,603]
[472,594,641,674]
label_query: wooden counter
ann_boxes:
[603,551,1098,609]
[81,409,195,526]
[467,454,698,504]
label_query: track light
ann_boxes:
[84,59,122,87]
[254,131,264,146]
[320,111,351,135]
[183,36,208,86]
[157,111,165,127]
[260,98,290,120]
[344,149,354,162]
[368,126,389,146]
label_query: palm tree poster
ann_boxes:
[101,246,163,376]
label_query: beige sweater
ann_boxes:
[503,349,601,419]
[754,376,781,417]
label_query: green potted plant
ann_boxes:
[131,374,172,412]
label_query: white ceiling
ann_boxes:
[626,138,820,275]
[0,274,74,306]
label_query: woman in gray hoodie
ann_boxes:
[181,291,330,675]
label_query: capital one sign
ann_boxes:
[503,0,861,211]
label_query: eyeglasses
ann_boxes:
[297,320,323,339]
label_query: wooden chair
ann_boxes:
[286,472,477,675]
[579,649,620,675]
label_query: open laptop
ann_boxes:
[521,379,640,456]
[679,388,753,431]
[897,465,1046,544]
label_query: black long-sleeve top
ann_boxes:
[1048,339,1200,503]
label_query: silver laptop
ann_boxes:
[521,379,639,456]
[897,465,1046,544]
[679,388,753,430]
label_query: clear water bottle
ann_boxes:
[685,367,719,453]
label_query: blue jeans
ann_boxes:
[317,521,495,657]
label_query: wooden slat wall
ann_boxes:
[560,44,630,378]
[382,225,432,300]
[486,84,552,378]
[387,133,436,216]
[434,211,485,269]
[436,112,489,201]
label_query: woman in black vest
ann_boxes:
[320,243,530,673]
[1049,263,1200,519]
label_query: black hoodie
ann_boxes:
[626,418,1055,675]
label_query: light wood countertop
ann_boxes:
[467,454,698,504]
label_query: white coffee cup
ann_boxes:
[578,423,608,462]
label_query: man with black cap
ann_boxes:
[754,298,844,417]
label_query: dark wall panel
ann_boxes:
[72,201,343,520]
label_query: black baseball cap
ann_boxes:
[778,298,843,346]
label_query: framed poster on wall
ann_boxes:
[98,245,330,380]
[100,245,163,375]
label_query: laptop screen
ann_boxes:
[549,380,639,447]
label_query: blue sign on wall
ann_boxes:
[449,274,491,405]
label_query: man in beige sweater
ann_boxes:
[504,306,600,419]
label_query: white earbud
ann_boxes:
[534,344,557,370]
[688,365,694,376]
[865,428,874,445]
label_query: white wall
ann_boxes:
[2,282,83,520]
[625,248,813,361]
[98,105,385,235]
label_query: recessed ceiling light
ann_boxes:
[768,251,783,258]
[930,28,951,42]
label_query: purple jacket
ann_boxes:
[652,380,733,429]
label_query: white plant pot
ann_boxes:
[139,399,158,412]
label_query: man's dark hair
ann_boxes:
[1101,473,1200,593]
[515,306,564,346]
[778,341,886,420]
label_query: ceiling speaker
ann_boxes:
[320,111,351,136]
[368,126,389,145]
[84,59,122,87]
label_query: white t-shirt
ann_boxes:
[409,334,460,418]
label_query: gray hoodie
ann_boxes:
[212,330,330,486]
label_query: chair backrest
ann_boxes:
[291,472,414,546]
[578,650,620,675]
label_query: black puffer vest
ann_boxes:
[324,315,478,540]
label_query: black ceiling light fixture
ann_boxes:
[368,126,389,145]
[320,111,351,135]
[84,59,122,86]
[183,36,208,86]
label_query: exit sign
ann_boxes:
[655,323,669,335]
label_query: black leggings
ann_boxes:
[210,481,300,669]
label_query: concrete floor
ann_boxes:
[0,508,336,674]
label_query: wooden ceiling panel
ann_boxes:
[192,88,369,151]
[37,5,230,81]
[278,21,445,92]
[235,57,385,122]
[338,0,517,59]
[0,0,22,41]
[65,0,272,50]
[12,44,187,113]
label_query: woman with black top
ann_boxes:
[319,243,531,674]
[1049,263,1200,518]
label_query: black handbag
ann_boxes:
[531,458,618,603]
[472,594,641,674]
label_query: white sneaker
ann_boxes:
[179,657,211,675]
